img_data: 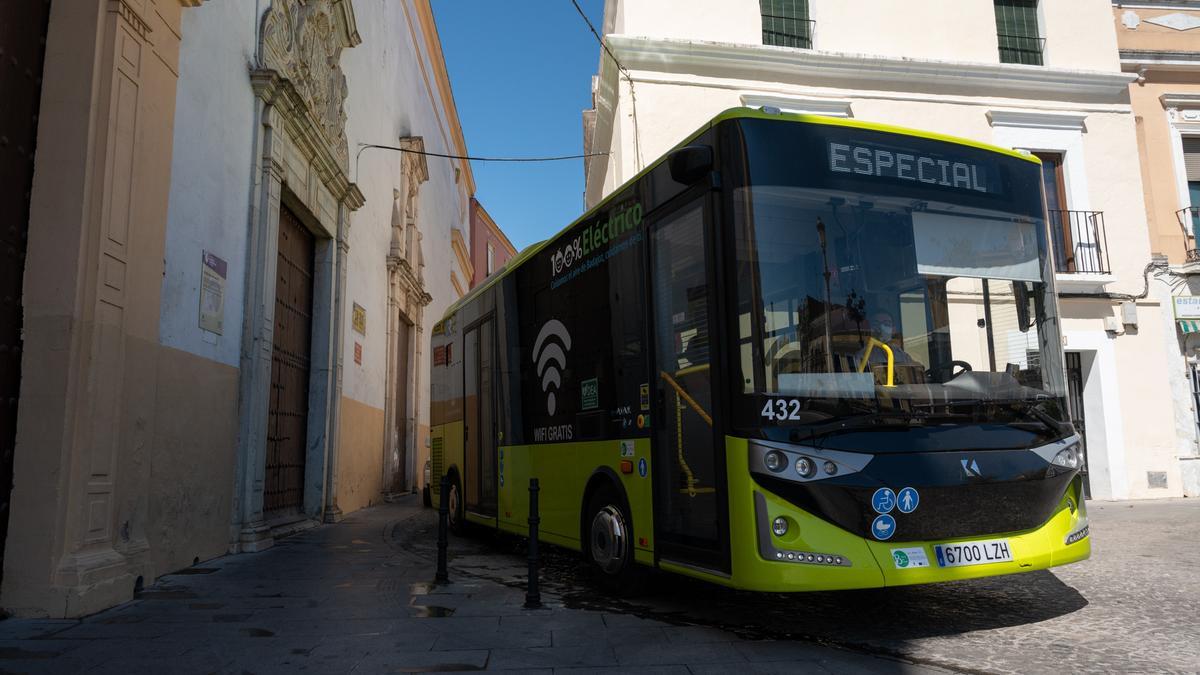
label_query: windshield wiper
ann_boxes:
[796,408,971,446]
[912,398,1065,434]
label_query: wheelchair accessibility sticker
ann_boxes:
[871,488,896,514]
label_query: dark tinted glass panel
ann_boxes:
[515,190,650,444]
[761,0,811,49]
[995,0,1043,65]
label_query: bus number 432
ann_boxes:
[761,398,802,421]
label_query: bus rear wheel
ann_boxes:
[447,474,466,535]
[584,484,640,591]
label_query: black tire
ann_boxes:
[583,482,642,593]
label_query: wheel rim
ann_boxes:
[448,482,460,526]
[590,505,629,575]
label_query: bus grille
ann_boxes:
[431,435,444,485]
[753,449,1076,542]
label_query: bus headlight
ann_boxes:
[764,451,787,473]
[748,440,873,484]
[1052,445,1081,470]
[772,516,789,537]
[795,456,816,478]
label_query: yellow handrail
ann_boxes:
[659,369,714,497]
[856,337,895,387]
[659,370,713,426]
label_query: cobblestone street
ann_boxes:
[0,497,1194,674]
[392,498,1200,674]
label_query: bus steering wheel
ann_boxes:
[927,360,973,381]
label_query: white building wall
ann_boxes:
[161,1,264,367]
[339,0,469,499]
[341,0,468,406]
[609,0,1121,70]
[161,0,473,522]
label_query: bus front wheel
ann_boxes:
[584,484,638,590]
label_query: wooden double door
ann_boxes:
[265,206,315,518]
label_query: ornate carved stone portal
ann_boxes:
[260,0,360,170]
[385,137,432,494]
[234,0,363,549]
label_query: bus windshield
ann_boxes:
[730,144,1071,447]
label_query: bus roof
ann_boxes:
[439,107,1040,322]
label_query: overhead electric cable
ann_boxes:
[569,0,643,170]
[353,143,608,183]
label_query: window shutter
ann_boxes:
[1184,137,1200,182]
[995,0,1042,65]
[761,0,811,49]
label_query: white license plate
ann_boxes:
[934,538,1013,568]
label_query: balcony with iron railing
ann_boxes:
[997,34,1045,66]
[762,15,815,50]
[1049,209,1110,277]
[1176,207,1200,264]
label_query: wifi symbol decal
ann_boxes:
[532,319,572,416]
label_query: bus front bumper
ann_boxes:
[726,476,1090,592]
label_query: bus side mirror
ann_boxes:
[668,145,713,185]
[1013,281,1032,333]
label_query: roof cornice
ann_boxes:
[1112,1,1200,9]
[605,35,1136,102]
[987,109,1089,130]
[1161,92,1200,107]
[1121,49,1200,72]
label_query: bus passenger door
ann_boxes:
[464,317,498,518]
[649,195,730,573]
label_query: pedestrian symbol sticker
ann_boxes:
[871,488,896,514]
[897,487,920,514]
[872,514,896,540]
[637,457,648,478]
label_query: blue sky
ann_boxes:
[432,0,605,251]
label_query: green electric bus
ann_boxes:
[429,108,1089,592]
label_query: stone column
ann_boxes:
[323,202,351,523]
[1,0,201,618]
[231,100,284,553]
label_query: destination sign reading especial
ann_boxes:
[828,141,994,194]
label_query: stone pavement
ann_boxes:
[0,498,943,674]
[392,498,1200,675]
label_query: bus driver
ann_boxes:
[856,309,920,368]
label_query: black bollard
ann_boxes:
[435,475,450,584]
[524,478,542,609]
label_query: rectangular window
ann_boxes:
[486,243,495,275]
[1033,151,1073,272]
[995,0,1043,66]
[1183,137,1200,203]
[1183,137,1200,236]
[761,0,811,49]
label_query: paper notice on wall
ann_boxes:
[199,251,227,335]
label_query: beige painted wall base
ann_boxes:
[336,396,386,515]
